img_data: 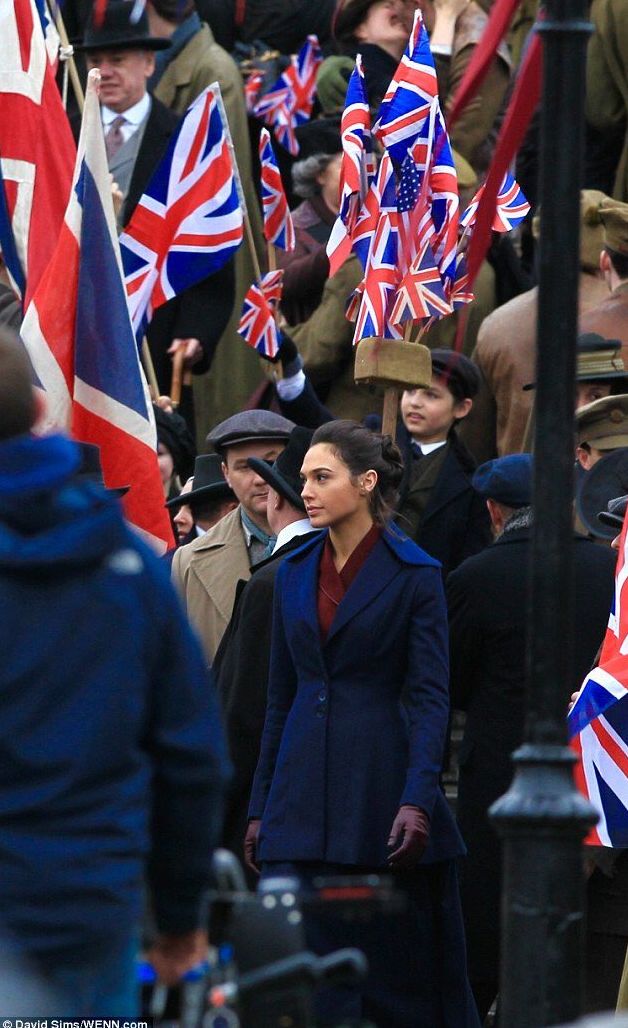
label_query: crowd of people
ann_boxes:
[2,0,628,1024]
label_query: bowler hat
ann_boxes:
[576,448,628,539]
[472,454,533,508]
[207,410,295,455]
[247,426,314,513]
[77,1,172,52]
[76,441,129,496]
[165,454,235,509]
[599,494,628,533]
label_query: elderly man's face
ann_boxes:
[86,49,155,113]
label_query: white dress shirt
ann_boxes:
[101,93,151,145]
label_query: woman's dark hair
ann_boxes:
[311,419,403,525]
[332,0,380,52]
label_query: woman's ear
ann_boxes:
[362,469,378,494]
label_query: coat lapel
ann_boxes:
[325,537,401,645]
[420,446,470,525]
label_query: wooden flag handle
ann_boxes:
[382,387,400,438]
[170,345,185,408]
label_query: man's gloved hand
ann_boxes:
[244,818,262,875]
[259,331,303,375]
[316,56,355,114]
[387,805,430,869]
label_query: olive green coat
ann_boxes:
[586,0,628,203]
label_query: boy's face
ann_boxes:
[400,374,472,444]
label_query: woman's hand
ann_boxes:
[387,805,430,869]
[244,819,262,875]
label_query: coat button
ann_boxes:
[315,704,326,718]
[318,690,327,702]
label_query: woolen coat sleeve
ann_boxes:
[399,565,451,816]
[248,571,298,819]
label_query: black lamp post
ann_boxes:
[489,1,597,1025]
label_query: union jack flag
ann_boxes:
[20,70,174,553]
[373,9,438,165]
[253,35,322,156]
[352,155,401,342]
[450,253,474,309]
[259,127,295,252]
[570,508,628,847]
[390,239,451,326]
[0,0,75,304]
[327,55,375,276]
[238,270,284,358]
[120,84,243,337]
[244,70,264,113]
[460,171,530,233]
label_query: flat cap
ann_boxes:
[576,448,628,538]
[206,410,295,454]
[575,394,628,450]
[472,454,533,508]
[430,349,482,401]
[524,333,627,391]
[600,198,628,256]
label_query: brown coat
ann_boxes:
[579,282,628,359]
[461,273,611,461]
[289,255,382,422]
[171,505,250,664]
[154,24,266,433]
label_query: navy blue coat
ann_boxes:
[249,529,464,866]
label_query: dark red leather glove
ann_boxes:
[244,819,262,875]
[387,805,430,869]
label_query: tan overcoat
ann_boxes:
[171,505,250,664]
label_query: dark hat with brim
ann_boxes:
[165,453,235,510]
[472,454,533,508]
[599,494,628,532]
[207,410,295,455]
[76,1,172,52]
[430,349,482,401]
[76,441,129,496]
[154,404,196,483]
[524,333,627,391]
[576,448,628,539]
[247,426,314,513]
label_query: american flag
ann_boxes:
[390,239,451,326]
[259,127,295,252]
[327,55,375,276]
[570,508,628,847]
[373,9,438,165]
[0,0,75,304]
[20,70,174,553]
[352,155,401,342]
[253,35,322,156]
[120,84,243,338]
[460,170,530,233]
[238,269,284,358]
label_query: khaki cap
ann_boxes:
[575,394,628,450]
[533,189,610,273]
[600,198,628,256]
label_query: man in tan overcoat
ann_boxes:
[172,411,294,663]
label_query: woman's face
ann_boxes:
[300,443,371,529]
[158,442,175,490]
[317,154,343,214]
[354,0,409,57]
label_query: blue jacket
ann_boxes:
[249,529,464,866]
[0,434,231,957]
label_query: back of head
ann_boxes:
[0,328,37,442]
[311,419,403,524]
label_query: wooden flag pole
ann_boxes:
[170,345,185,408]
[142,337,160,400]
[54,5,85,114]
[212,81,264,284]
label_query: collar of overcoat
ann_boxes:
[186,505,250,621]
[281,527,439,647]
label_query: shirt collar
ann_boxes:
[414,439,448,456]
[272,518,313,554]
[101,92,151,127]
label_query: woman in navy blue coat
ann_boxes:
[246,421,479,1027]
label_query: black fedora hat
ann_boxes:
[165,454,235,510]
[76,441,129,496]
[576,447,628,539]
[77,1,172,52]
[247,426,314,513]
